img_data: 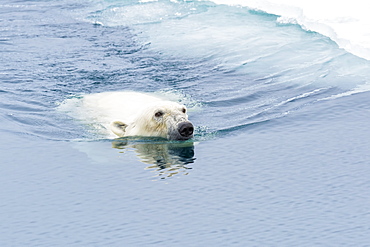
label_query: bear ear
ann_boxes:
[110,121,128,137]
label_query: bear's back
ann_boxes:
[83,91,164,123]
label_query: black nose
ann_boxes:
[178,121,194,138]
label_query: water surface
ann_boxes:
[1,0,370,246]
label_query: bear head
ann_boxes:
[110,101,194,140]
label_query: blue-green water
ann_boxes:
[1,0,370,246]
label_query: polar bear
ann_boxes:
[82,91,194,140]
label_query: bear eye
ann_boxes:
[182,108,186,114]
[155,111,164,118]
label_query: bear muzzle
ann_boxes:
[177,121,194,140]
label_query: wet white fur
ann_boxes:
[82,91,190,139]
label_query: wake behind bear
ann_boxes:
[82,91,194,140]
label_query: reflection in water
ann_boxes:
[112,138,196,179]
